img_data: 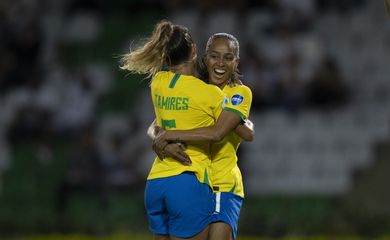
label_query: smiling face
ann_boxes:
[205,37,239,89]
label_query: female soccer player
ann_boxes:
[121,21,247,240]
[153,33,253,240]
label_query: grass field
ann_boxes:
[4,234,390,240]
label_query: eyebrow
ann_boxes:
[209,50,235,55]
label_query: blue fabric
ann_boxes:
[144,172,215,238]
[212,192,243,240]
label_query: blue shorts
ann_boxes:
[144,172,215,238]
[211,192,243,240]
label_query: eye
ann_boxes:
[225,55,234,61]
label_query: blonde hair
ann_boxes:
[120,20,193,78]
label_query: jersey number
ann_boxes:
[161,119,176,129]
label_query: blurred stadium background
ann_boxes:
[1,0,390,239]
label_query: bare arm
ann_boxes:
[234,119,254,142]
[147,119,191,165]
[155,109,242,145]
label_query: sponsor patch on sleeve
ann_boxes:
[231,94,243,105]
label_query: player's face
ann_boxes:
[205,38,238,88]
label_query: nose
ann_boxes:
[217,57,224,66]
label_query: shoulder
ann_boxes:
[151,71,171,86]
[236,84,252,94]
[154,71,172,80]
[186,76,223,95]
[226,84,252,97]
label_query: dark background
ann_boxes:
[1,0,390,238]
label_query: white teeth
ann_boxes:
[215,69,226,74]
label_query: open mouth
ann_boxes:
[213,68,226,78]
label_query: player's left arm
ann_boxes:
[234,119,254,142]
[228,85,254,141]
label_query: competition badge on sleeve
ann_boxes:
[231,94,244,106]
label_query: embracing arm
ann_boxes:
[234,119,254,142]
[147,119,191,165]
[156,109,242,143]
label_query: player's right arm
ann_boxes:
[154,85,253,146]
[154,108,242,151]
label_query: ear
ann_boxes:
[234,57,240,69]
[191,44,197,61]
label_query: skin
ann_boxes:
[205,38,239,88]
[155,226,210,240]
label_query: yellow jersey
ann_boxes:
[147,71,225,186]
[210,83,252,198]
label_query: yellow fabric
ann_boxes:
[210,84,252,198]
[147,71,225,186]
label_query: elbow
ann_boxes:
[247,133,255,142]
[243,131,255,142]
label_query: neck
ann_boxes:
[169,62,194,76]
[217,83,226,89]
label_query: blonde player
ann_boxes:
[121,20,247,240]
[153,33,253,240]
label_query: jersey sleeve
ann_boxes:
[223,85,252,121]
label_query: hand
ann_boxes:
[152,140,165,160]
[154,125,162,136]
[154,129,169,152]
[152,140,191,165]
[163,143,191,166]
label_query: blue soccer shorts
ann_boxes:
[211,192,243,240]
[144,172,215,238]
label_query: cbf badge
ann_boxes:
[231,94,244,105]
[222,96,229,108]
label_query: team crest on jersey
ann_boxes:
[231,94,243,105]
[222,96,229,108]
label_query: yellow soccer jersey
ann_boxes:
[148,71,225,186]
[210,83,253,198]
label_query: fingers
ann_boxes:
[152,142,165,159]
[155,139,169,152]
[172,152,192,166]
[154,131,169,151]
[177,149,191,164]
[163,144,192,166]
